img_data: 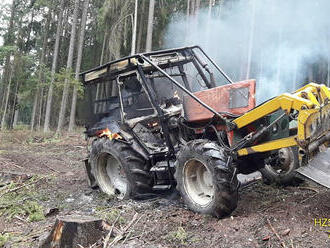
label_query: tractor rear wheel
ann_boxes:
[259,146,300,185]
[90,138,153,199]
[174,140,238,218]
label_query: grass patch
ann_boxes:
[167,226,188,245]
[0,233,11,247]
[0,176,46,222]
[26,134,62,145]
[95,207,126,225]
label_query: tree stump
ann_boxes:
[39,215,109,248]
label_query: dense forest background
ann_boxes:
[0,0,329,133]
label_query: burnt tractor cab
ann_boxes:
[81,46,330,217]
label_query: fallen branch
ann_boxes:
[103,213,121,248]
[0,176,47,198]
[0,197,32,210]
[43,164,60,173]
[14,215,27,222]
[11,163,23,170]
[266,218,287,248]
[107,213,139,247]
[122,214,144,245]
[298,186,319,193]
[299,192,319,204]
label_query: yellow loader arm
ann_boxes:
[234,83,330,156]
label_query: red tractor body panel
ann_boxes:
[183,79,256,122]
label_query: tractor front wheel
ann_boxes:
[174,140,238,218]
[90,138,153,199]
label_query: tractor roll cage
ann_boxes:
[81,46,236,128]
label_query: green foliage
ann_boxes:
[0,45,16,62]
[95,206,126,225]
[54,68,84,98]
[167,226,188,244]
[26,201,45,222]
[0,176,46,222]
[34,0,54,9]
[0,233,11,247]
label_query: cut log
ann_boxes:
[39,215,109,248]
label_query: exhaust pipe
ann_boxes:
[308,132,330,153]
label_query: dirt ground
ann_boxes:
[0,130,329,248]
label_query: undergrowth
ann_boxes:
[95,206,126,225]
[0,176,46,222]
[0,233,11,247]
[167,226,189,245]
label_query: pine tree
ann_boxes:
[56,0,80,133]
[68,0,90,132]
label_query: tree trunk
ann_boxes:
[0,76,5,117]
[0,0,17,126]
[185,0,191,44]
[123,18,127,49]
[245,0,256,80]
[13,108,18,128]
[100,23,108,65]
[191,0,195,15]
[136,0,146,52]
[1,67,13,130]
[208,0,213,15]
[145,0,155,52]
[68,0,90,132]
[195,0,200,17]
[56,0,80,134]
[131,0,138,55]
[30,91,38,130]
[8,78,19,129]
[31,9,51,130]
[44,0,65,132]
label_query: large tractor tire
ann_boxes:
[174,140,238,218]
[259,146,300,185]
[90,138,153,199]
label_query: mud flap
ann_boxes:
[296,148,330,188]
[84,158,98,189]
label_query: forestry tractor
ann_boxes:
[81,46,330,217]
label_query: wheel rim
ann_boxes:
[183,158,214,206]
[97,153,128,199]
[266,148,294,175]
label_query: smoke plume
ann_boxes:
[164,0,330,103]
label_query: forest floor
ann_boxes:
[0,130,329,248]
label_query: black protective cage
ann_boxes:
[80,46,236,130]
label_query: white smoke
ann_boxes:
[164,0,330,103]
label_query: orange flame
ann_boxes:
[98,128,122,140]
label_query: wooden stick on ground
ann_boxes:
[266,218,287,248]
[0,175,47,198]
[107,213,139,248]
[44,164,60,173]
[300,192,319,204]
[103,213,121,248]
[122,214,144,244]
[298,186,319,193]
